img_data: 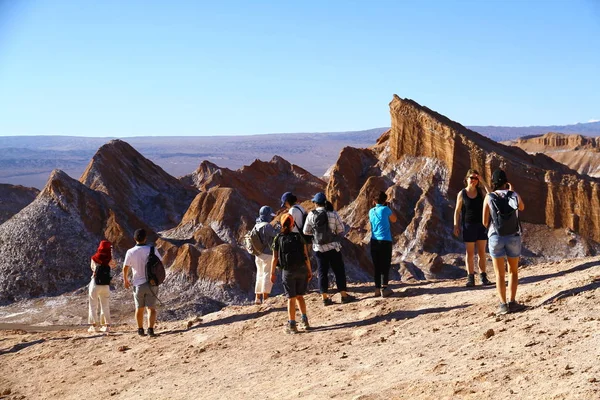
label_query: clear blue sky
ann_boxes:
[0,0,598,137]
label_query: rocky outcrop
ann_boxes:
[0,170,149,303]
[80,139,198,231]
[510,133,600,178]
[0,184,40,224]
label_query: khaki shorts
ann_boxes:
[133,282,159,308]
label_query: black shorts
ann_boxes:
[282,269,308,298]
[462,223,487,243]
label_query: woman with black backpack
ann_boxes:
[88,240,114,333]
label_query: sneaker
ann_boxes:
[100,325,110,333]
[299,316,310,331]
[323,297,334,306]
[382,287,393,297]
[137,327,146,337]
[341,294,357,304]
[88,325,99,333]
[374,288,381,297]
[147,328,157,337]
[480,273,493,286]
[466,274,475,287]
[508,301,525,313]
[496,303,509,315]
[285,321,298,334]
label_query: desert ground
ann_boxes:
[1,256,600,400]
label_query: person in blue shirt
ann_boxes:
[369,191,397,297]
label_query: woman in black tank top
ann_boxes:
[453,169,493,287]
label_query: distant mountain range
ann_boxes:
[2,121,600,189]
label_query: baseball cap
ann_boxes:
[311,192,327,204]
[492,169,508,186]
[280,192,295,207]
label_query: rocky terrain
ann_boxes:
[508,132,600,178]
[0,184,39,224]
[0,256,599,400]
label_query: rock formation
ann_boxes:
[509,132,600,178]
[0,184,39,224]
[80,139,198,231]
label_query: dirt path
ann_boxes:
[1,257,600,400]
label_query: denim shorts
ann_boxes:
[133,282,159,308]
[488,234,522,258]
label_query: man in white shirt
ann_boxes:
[303,192,356,306]
[123,229,163,337]
[281,192,307,234]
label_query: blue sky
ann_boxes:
[0,0,598,137]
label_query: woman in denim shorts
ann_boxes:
[483,169,525,315]
[453,169,492,287]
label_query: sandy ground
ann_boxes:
[1,257,600,400]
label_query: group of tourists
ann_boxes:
[86,168,525,336]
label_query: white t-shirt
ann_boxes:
[288,205,306,234]
[124,244,163,286]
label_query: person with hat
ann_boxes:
[253,206,278,304]
[483,169,525,315]
[88,240,115,333]
[280,191,307,236]
[303,192,356,305]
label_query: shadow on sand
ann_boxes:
[520,260,600,286]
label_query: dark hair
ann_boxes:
[375,191,387,205]
[325,200,334,212]
[492,181,509,191]
[491,169,508,191]
[134,229,147,243]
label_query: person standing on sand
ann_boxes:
[483,169,525,315]
[271,214,312,334]
[123,229,163,337]
[369,191,397,297]
[453,169,493,287]
[253,206,278,304]
[88,240,115,333]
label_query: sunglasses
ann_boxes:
[468,176,479,181]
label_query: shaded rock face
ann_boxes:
[0,170,148,304]
[509,133,600,178]
[0,184,40,224]
[80,139,198,231]
[182,156,326,211]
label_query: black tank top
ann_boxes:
[461,189,483,224]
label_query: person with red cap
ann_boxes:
[88,240,115,333]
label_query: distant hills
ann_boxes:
[2,121,600,189]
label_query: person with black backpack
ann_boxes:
[303,192,356,305]
[123,229,164,337]
[253,206,278,305]
[270,214,312,334]
[483,169,526,315]
[88,240,114,334]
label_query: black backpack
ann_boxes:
[311,209,337,245]
[276,232,306,270]
[94,264,111,285]
[489,191,521,236]
[146,246,166,286]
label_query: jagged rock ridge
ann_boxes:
[0,184,39,224]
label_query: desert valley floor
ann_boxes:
[1,256,600,400]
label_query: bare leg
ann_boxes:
[135,307,144,329]
[148,307,157,329]
[255,294,261,304]
[507,257,519,302]
[263,293,269,301]
[287,297,297,322]
[492,257,507,303]
[476,240,487,273]
[465,242,475,274]
[296,296,307,315]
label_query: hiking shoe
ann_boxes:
[508,301,525,313]
[496,303,509,315]
[137,328,146,337]
[323,298,334,306]
[374,288,381,297]
[341,294,357,304]
[466,274,475,287]
[480,273,493,286]
[299,316,310,331]
[382,287,393,298]
[100,325,110,333]
[147,328,157,337]
[88,325,99,333]
[285,321,299,334]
